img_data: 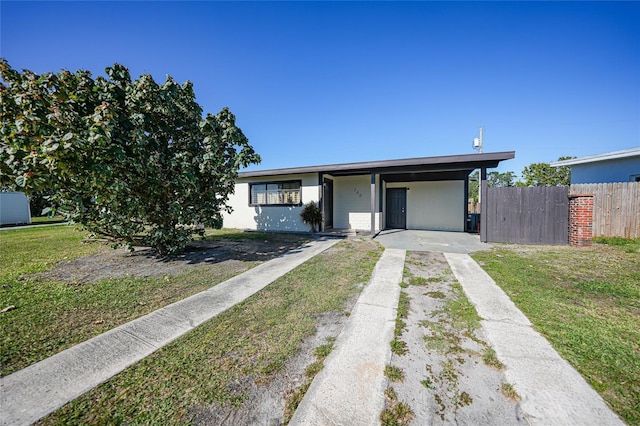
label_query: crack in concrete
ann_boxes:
[119,329,159,350]
[359,301,398,310]
[313,402,339,426]
[483,318,530,326]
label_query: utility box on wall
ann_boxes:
[0,192,32,226]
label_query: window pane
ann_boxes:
[267,184,280,204]
[250,181,301,205]
[251,184,266,205]
[283,189,300,204]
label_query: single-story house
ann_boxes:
[551,148,640,184]
[222,151,515,235]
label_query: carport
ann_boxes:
[315,151,516,236]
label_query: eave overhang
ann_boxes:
[238,151,515,179]
[550,148,640,167]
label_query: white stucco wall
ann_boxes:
[222,173,320,232]
[0,192,31,226]
[386,181,464,231]
[332,175,381,231]
[570,157,640,184]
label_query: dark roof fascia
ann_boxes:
[238,151,515,178]
[382,170,473,182]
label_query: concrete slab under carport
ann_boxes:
[374,229,491,253]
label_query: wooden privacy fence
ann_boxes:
[570,182,640,239]
[484,186,569,245]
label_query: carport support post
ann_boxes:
[318,173,324,232]
[370,172,376,237]
[480,167,488,242]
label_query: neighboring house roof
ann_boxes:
[238,151,515,178]
[550,148,640,167]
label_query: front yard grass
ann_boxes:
[0,226,306,376]
[472,240,640,425]
[30,216,68,225]
[0,225,106,280]
[40,238,382,424]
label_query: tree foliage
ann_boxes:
[28,190,58,217]
[468,171,479,202]
[468,160,572,203]
[468,170,516,202]
[488,171,517,187]
[0,60,260,254]
[521,156,574,187]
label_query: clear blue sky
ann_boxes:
[2,1,639,177]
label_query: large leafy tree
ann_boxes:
[0,60,260,254]
[521,156,574,187]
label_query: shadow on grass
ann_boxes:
[146,233,343,265]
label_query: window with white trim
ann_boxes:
[250,181,302,206]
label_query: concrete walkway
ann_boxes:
[0,238,340,426]
[445,253,624,426]
[290,232,622,425]
[1,230,624,425]
[289,248,406,426]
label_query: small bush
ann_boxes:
[300,201,323,232]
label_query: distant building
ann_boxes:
[0,192,31,226]
[551,148,640,184]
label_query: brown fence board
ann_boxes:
[485,186,569,245]
[570,182,640,238]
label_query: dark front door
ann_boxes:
[386,188,406,229]
[323,178,333,229]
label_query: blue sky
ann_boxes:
[2,1,639,177]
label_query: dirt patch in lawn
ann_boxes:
[188,307,353,426]
[36,238,382,425]
[31,233,310,284]
[385,251,525,425]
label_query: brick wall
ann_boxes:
[568,194,594,246]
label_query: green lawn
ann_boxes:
[0,226,305,376]
[38,238,382,424]
[472,240,640,425]
[0,225,103,278]
[30,216,68,225]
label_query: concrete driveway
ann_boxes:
[375,229,491,253]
